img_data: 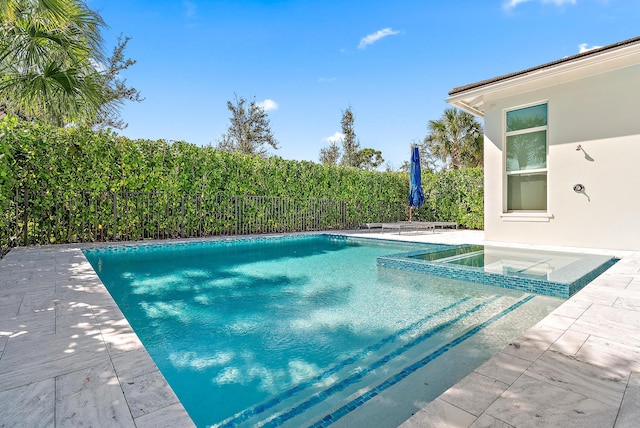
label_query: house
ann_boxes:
[447,36,640,251]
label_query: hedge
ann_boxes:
[0,117,483,248]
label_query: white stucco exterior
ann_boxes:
[447,37,640,251]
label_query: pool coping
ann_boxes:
[1,230,639,427]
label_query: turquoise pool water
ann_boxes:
[84,235,563,427]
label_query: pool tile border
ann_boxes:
[377,246,618,298]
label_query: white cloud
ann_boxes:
[257,99,278,111]
[578,42,602,53]
[358,28,401,49]
[504,0,576,10]
[325,132,345,144]
[504,0,531,8]
[318,77,337,83]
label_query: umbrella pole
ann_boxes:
[409,206,413,222]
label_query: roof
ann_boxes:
[447,35,640,117]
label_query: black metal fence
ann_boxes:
[0,189,406,250]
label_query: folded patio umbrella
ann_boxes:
[408,145,424,221]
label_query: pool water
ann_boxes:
[84,235,563,427]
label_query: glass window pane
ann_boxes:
[507,173,547,211]
[506,104,547,132]
[506,130,546,171]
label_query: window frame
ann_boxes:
[503,101,549,214]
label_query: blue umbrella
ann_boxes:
[408,146,424,221]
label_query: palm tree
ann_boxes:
[0,0,109,126]
[423,108,483,170]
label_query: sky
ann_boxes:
[89,0,640,168]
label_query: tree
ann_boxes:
[423,108,483,170]
[318,106,387,169]
[395,161,410,173]
[355,148,384,170]
[1,0,103,125]
[216,96,279,157]
[90,35,144,129]
[339,106,360,167]
[319,140,341,166]
[0,0,141,128]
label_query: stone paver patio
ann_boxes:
[1,231,639,427]
[0,244,194,427]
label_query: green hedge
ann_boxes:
[0,117,483,247]
[412,169,484,230]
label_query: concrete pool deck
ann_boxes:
[1,230,639,427]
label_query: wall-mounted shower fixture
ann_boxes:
[573,183,590,201]
[575,144,594,161]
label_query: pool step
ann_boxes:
[215,294,531,427]
[306,293,536,428]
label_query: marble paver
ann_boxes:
[401,398,477,428]
[549,330,589,354]
[0,378,55,427]
[56,382,132,427]
[473,352,532,386]
[615,372,640,428]
[525,351,628,407]
[439,372,509,417]
[0,244,196,428]
[484,374,619,428]
[134,403,199,428]
[2,230,640,427]
[120,369,182,418]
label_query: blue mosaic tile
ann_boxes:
[376,245,618,298]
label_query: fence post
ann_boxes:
[234,196,238,235]
[113,192,117,240]
[22,188,28,246]
[181,198,185,238]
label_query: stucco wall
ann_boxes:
[483,64,640,251]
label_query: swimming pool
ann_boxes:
[84,235,564,427]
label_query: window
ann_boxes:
[505,103,548,211]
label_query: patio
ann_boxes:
[1,230,639,427]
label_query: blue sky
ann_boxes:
[90,0,639,168]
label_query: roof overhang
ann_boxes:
[447,36,640,118]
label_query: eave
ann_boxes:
[446,36,640,118]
